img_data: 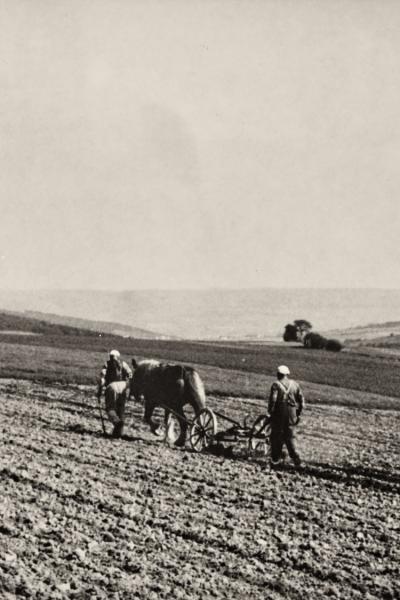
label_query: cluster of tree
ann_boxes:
[303,332,343,352]
[283,319,343,352]
[283,319,312,342]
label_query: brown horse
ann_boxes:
[129,358,206,445]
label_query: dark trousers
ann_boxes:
[105,383,127,438]
[270,425,301,465]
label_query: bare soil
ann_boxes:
[1,380,399,599]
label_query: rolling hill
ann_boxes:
[23,310,170,339]
[0,310,167,339]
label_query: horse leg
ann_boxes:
[144,399,154,428]
[145,398,165,436]
[164,408,175,445]
[174,405,187,447]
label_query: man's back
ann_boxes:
[103,359,132,386]
[269,378,304,428]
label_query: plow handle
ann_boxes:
[96,392,107,436]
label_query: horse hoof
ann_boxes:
[151,424,164,437]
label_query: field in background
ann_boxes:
[0,339,399,412]
[1,309,400,401]
[1,333,400,407]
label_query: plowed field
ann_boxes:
[1,380,400,599]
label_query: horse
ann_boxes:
[129,358,206,446]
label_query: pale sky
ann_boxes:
[1,0,400,290]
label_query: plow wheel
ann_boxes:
[248,415,271,457]
[189,408,218,453]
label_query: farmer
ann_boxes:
[97,350,133,438]
[268,365,305,467]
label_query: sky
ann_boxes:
[1,0,400,290]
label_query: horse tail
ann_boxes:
[183,368,206,413]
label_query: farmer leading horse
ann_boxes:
[129,359,206,446]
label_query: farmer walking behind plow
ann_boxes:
[268,365,305,468]
[97,350,132,438]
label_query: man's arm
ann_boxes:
[296,385,305,417]
[268,383,278,416]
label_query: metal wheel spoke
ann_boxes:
[201,414,212,429]
[190,408,217,452]
[200,415,208,429]
[248,415,271,457]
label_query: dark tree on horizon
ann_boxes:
[283,319,313,343]
[303,332,327,349]
[283,323,299,342]
[293,319,312,335]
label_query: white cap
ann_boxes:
[109,349,120,358]
[277,365,290,375]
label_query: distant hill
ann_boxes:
[23,311,170,339]
[0,310,171,342]
[0,311,100,338]
[325,320,400,344]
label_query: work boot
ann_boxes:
[293,454,302,467]
[112,422,124,439]
[270,459,281,470]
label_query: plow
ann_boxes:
[150,404,272,457]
